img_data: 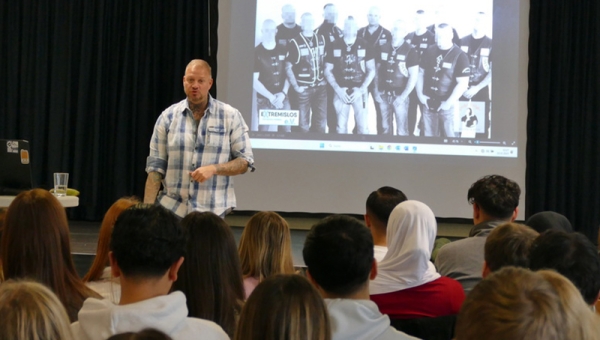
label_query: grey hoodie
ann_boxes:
[70,291,228,340]
[326,299,421,340]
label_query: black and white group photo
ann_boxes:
[251,0,493,139]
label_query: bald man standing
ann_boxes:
[357,7,392,135]
[254,19,291,132]
[145,59,255,218]
[275,4,301,47]
[324,16,376,134]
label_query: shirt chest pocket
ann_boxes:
[205,126,227,147]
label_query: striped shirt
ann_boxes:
[146,96,254,217]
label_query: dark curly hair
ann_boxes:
[467,175,520,219]
[110,204,187,279]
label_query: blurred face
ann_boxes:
[367,7,381,26]
[324,5,338,24]
[262,20,277,42]
[301,13,315,32]
[392,20,408,41]
[183,65,213,105]
[435,25,453,47]
[415,12,427,29]
[282,5,296,25]
[473,12,486,33]
[343,19,358,39]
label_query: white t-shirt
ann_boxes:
[374,245,388,263]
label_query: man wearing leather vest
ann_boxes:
[357,6,392,135]
[324,16,376,134]
[286,13,328,133]
[417,23,470,137]
[460,11,493,138]
[253,19,291,132]
[405,10,436,136]
[315,3,343,134]
[373,19,419,136]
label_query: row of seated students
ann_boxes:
[0,173,599,339]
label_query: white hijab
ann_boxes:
[370,200,441,295]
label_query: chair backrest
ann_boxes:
[390,314,457,340]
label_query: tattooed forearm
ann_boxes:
[144,171,163,204]
[215,158,249,176]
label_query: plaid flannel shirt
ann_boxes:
[146,96,254,217]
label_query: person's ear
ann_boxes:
[511,207,519,222]
[364,214,371,228]
[473,202,481,220]
[306,269,328,297]
[369,259,378,280]
[482,260,491,278]
[109,251,121,278]
[169,257,185,282]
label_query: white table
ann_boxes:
[0,195,79,208]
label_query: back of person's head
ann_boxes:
[107,329,173,340]
[0,280,74,340]
[110,204,186,279]
[84,197,140,282]
[456,267,566,340]
[234,274,331,340]
[365,186,407,226]
[529,230,600,305]
[238,211,295,281]
[1,189,95,321]
[537,270,600,339]
[484,222,539,274]
[172,211,244,337]
[303,215,373,297]
[467,175,520,219]
[526,211,573,233]
[369,200,439,294]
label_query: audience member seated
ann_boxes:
[107,329,173,340]
[529,230,600,307]
[0,280,75,340]
[172,212,245,337]
[435,175,520,293]
[238,211,295,298]
[1,189,101,322]
[234,274,331,340]
[71,204,228,340]
[370,201,465,319]
[482,222,538,277]
[455,267,600,340]
[526,210,573,233]
[303,214,418,340]
[364,186,408,262]
[83,197,140,303]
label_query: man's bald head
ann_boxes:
[281,4,296,25]
[367,7,381,26]
[185,59,212,79]
[301,12,315,32]
[262,19,277,42]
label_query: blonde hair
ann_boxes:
[456,266,600,340]
[238,212,295,281]
[234,274,331,340]
[537,270,600,339]
[0,280,74,340]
